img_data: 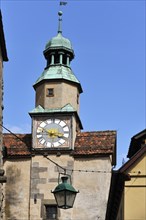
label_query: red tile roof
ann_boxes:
[75,131,115,150]
[74,131,116,160]
[3,131,116,162]
[3,133,31,157]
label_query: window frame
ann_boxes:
[46,88,54,97]
[45,204,58,220]
[41,200,59,220]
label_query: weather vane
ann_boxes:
[59,0,68,6]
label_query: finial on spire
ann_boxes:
[58,11,63,34]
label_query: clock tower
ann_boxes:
[29,11,83,150]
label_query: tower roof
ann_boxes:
[44,11,74,55]
[34,11,82,92]
[33,65,83,93]
[45,33,73,53]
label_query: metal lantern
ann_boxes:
[52,176,79,209]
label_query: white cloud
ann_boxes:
[3,124,31,134]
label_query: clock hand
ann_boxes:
[43,128,50,133]
[39,128,64,138]
[46,129,58,138]
[55,132,64,138]
[47,129,64,138]
[41,128,56,136]
[37,128,49,134]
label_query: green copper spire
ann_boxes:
[44,11,73,53]
[33,11,82,93]
[58,11,63,34]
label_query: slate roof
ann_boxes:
[3,131,116,164]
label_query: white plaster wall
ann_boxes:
[72,157,112,220]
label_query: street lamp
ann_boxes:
[52,176,79,209]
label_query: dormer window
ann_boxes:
[47,88,54,97]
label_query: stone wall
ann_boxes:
[29,155,74,220]
[3,160,31,220]
[4,154,112,220]
[35,82,80,113]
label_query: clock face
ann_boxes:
[36,119,70,148]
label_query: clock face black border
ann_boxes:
[36,118,70,148]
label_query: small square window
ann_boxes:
[45,205,57,220]
[47,88,54,97]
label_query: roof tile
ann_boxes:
[74,131,116,156]
[3,130,116,157]
[3,133,31,157]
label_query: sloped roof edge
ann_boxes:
[0,11,8,61]
[127,128,146,158]
[119,145,146,173]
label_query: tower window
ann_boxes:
[47,56,51,67]
[54,54,60,64]
[63,55,67,65]
[47,88,54,97]
[45,205,57,220]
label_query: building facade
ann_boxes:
[3,12,116,220]
[0,10,8,171]
[106,129,146,220]
[0,10,8,220]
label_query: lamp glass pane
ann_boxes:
[66,191,76,207]
[54,191,65,207]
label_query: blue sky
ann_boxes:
[1,0,145,168]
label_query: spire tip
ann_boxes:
[58,11,63,34]
[58,11,63,16]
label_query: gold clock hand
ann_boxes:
[41,128,64,138]
[47,129,58,138]
[48,129,64,138]
[38,128,50,135]
[55,132,64,137]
